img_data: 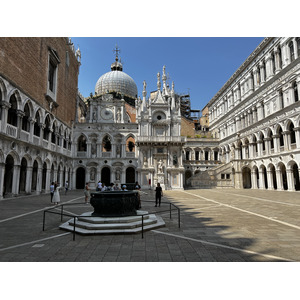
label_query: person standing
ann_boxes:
[155,182,163,207]
[84,182,90,204]
[52,182,61,205]
[65,181,69,195]
[50,182,55,203]
[97,180,102,191]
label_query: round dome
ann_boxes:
[95,70,138,99]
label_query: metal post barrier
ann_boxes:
[142,215,144,239]
[73,216,76,241]
[170,203,172,219]
[43,210,46,231]
[61,205,63,222]
[178,208,181,228]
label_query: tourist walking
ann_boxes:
[50,182,55,203]
[134,181,141,209]
[155,182,163,207]
[52,182,61,205]
[84,182,90,204]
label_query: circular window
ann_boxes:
[157,115,162,120]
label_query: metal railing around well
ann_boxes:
[42,200,180,241]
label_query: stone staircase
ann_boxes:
[186,162,233,189]
[59,210,165,235]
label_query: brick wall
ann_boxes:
[181,117,195,137]
[0,37,80,127]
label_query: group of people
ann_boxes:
[50,180,164,208]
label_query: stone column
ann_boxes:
[283,131,289,151]
[276,169,284,191]
[258,169,266,189]
[264,138,271,155]
[272,135,280,153]
[25,166,33,194]
[0,163,5,200]
[257,140,263,157]
[45,168,51,193]
[0,101,10,132]
[28,117,35,143]
[36,167,43,194]
[267,170,274,190]
[12,164,21,195]
[293,38,298,60]
[287,169,295,191]
[294,127,300,149]
[265,54,272,80]
[16,110,25,139]
[251,170,258,189]
[235,116,241,132]
[252,107,257,123]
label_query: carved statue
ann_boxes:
[158,159,163,173]
[90,168,95,181]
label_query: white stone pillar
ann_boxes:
[12,165,21,195]
[267,170,274,190]
[258,170,265,189]
[256,102,264,121]
[294,127,300,149]
[25,166,33,194]
[274,46,281,73]
[0,163,5,200]
[259,61,266,84]
[293,38,298,60]
[251,170,258,189]
[287,169,295,191]
[276,169,284,191]
[45,168,51,193]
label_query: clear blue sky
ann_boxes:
[71,37,264,111]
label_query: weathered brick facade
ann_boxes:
[0,37,80,126]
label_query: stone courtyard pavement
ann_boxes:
[1,188,300,262]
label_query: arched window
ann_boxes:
[63,131,67,149]
[278,126,284,147]
[289,122,296,145]
[102,135,111,152]
[33,112,40,137]
[289,41,295,62]
[293,82,299,102]
[22,103,30,132]
[43,116,51,140]
[126,137,135,152]
[7,94,18,126]
[195,151,199,161]
[186,150,190,161]
[51,123,56,143]
[77,135,87,152]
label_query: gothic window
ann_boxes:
[289,122,296,145]
[126,137,135,152]
[278,126,284,147]
[277,46,282,69]
[102,135,111,152]
[289,41,295,62]
[63,131,67,149]
[293,82,298,102]
[33,111,40,137]
[214,150,218,161]
[68,133,72,150]
[204,151,209,161]
[195,151,199,161]
[44,116,51,141]
[186,151,190,161]
[77,135,87,152]
[7,94,18,127]
[22,103,30,132]
[50,124,56,144]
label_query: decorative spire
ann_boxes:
[113,44,121,61]
[143,80,147,97]
[157,72,161,90]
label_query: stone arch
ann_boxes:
[259,163,268,189]
[277,162,288,190]
[76,166,86,189]
[267,163,277,190]
[77,134,87,152]
[242,166,252,188]
[126,166,136,184]
[184,170,192,187]
[0,77,8,101]
[3,154,15,196]
[101,166,111,186]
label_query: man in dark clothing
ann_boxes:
[155,182,163,207]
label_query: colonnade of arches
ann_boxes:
[0,82,72,152]
[0,151,72,198]
[219,118,300,163]
[183,147,220,162]
[76,132,136,158]
[241,160,300,191]
[75,165,136,188]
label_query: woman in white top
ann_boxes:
[52,182,61,205]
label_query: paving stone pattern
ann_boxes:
[0,188,300,262]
